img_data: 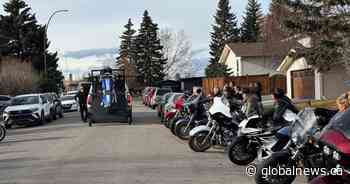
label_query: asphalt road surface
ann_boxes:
[0,101,306,184]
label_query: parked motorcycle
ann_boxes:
[227,109,297,166]
[188,97,240,152]
[254,108,332,184]
[174,97,209,140]
[164,96,186,129]
[309,109,350,184]
[168,98,191,135]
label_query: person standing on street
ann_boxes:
[253,82,262,102]
[76,86,88,122]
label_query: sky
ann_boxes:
[0,0,271,53]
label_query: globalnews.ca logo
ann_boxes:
[246,164,343,178]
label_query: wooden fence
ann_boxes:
[202,74,286,96]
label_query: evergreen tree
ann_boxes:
[281,0,350,71]
[32,26,64,93]
[0,0,38,59]
[241,0,263,42]
[117,18,137,67]
[205,0,240,77]
[0,0,64,93]
[134,10,166,86]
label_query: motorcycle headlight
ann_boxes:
[324,146,331,155]
[333,151,341,161]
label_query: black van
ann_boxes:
[87,68,132,126]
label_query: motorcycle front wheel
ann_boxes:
[255,152,296,184]
[188,131,211,152]
[175,119,192,140]
[228,136,257,165]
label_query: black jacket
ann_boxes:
[273,96,299,126]
[76,91,88,105]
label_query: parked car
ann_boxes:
[0,95,11,116]
[61,95,79,112]
[150,88,172,109]
[43,93,63,120]
[3,94,51,128]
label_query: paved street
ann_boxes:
[0,101,305,184]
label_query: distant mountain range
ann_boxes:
[59,47,209,80]
[63,48,118,59]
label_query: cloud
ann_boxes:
[58,51,117,80]
[63,48,117,59]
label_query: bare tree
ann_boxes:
[159,28,193,80]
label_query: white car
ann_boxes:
[61,95,79,112]
[3,94,51,128]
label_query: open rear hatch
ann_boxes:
[88,68,131,123]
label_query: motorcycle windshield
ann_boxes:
[290,108,318,145]
[324,109,350,140]
[209,97,232,118]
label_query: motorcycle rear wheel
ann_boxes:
[188,131,211,152]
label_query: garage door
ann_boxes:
[292,69,315,99]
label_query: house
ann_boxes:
[277,48,350,100]
[63,74,80,92]
[219,41,296,76]
[160,80,181,92]
[180,77,203,92]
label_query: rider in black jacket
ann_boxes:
[271,89,299,151]
[272,88,299,127]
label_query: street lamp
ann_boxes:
[44,9,68,74]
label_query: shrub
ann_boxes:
[0,58,39,95]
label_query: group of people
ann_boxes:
[204,81,299,129]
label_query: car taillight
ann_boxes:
[128,95,132,106]
[87,95,93,106]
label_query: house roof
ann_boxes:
[227,40,301,58]
[277,45,309,73]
